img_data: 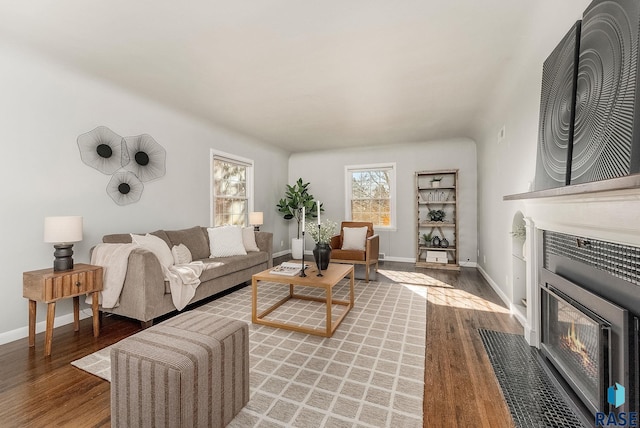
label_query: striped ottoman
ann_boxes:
[110,311,249,428]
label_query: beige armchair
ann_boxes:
[330,221,379,282]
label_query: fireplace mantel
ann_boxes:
[504,173,640,201]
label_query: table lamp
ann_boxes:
[249,212,263,231]
[44,216,83,271]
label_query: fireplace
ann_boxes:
[539,231,640,416]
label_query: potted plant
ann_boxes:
[306,219,337,271]
[431,177,443,188]
[276,178,323,259]
[428,209,446,222]
[422,232,432,246]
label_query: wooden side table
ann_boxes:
[23,263,103,357]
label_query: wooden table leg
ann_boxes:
[28,300,36,347]
[45,302,56,357]
[251,277,258,323]
[326,284,332,337]
[92,292,100,337]
[73,296,80,332]
[349,268,355,306]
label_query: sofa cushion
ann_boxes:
[341,226,369,251]
[103,229,171,246]
[207,226,247,257]
[242,227,260,252]
[171,243,193,265]
[165,226,210,260]
[199,252,268,282]
[332,248,366,262]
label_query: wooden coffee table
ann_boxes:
[251,263,354,337]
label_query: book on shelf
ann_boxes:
[269,262,311,276]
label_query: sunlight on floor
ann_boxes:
[379,269,453,288]
[380,269,510,313]
[427,287,510,313]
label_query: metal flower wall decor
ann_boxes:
[77,126,166,205]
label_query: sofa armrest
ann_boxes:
[366,234,380,262]
[103,248,166,322]
[255,231,274,268]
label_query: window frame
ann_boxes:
[210,149,254,227]
[344,162,397,231]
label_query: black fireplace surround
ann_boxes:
[540,231,640,416]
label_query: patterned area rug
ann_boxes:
[72,278,426,427]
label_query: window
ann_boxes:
[211,150,254,227]
[345,163,396,229]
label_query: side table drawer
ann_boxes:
[23,264,103,302]
[44,270,99,300]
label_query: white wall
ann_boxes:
[288,139,477,263]
[473,2,590,307]
[0,40,290,343]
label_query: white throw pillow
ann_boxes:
[171,243,193,265]
[341,226,369,251]
[208,226,247,257]
[131,233,174,268]
[242,227,260,252]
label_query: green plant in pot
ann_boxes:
[422,232,432,246]
[276,178,323,258]
[431,177,443,188]
[428,209,446,222]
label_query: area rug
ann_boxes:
[72,278,426,427]
[478,329,587,428]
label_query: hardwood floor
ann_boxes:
[0,263,523,427]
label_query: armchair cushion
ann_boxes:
[342,226,369,251]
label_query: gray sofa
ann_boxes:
[99,226,273,327]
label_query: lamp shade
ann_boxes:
[44,216,83,243]
[249,212,263,226]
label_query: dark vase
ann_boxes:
[313,242,332,271]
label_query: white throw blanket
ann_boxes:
[89,243,205,311]
[89,243,138,308]
[164,262,204,311]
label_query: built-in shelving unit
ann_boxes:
[415,169,459,270]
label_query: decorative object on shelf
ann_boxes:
[534,22,580,190]
[570,0,640,185]
[276,178,323,259]
[77,126,129,175]
[431,177,443,188]
[432,235,441,247]
[44,216,83,271]
[440,237,449,248]
[107,171,144,205]
[510,224,526,240]
[307,219,337,273]
[422,232,432,246]
[249,212,264,231]
[123,134,166,182]
[428,209,446,222]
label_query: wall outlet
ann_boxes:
[483,255,486,264]
[280,240,284,248]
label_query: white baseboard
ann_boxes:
[272,249,291,258]
[477,265,527,328]
[477,265,511,309]
[0,310,93,346]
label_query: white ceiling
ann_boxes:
[0,1,590,152]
